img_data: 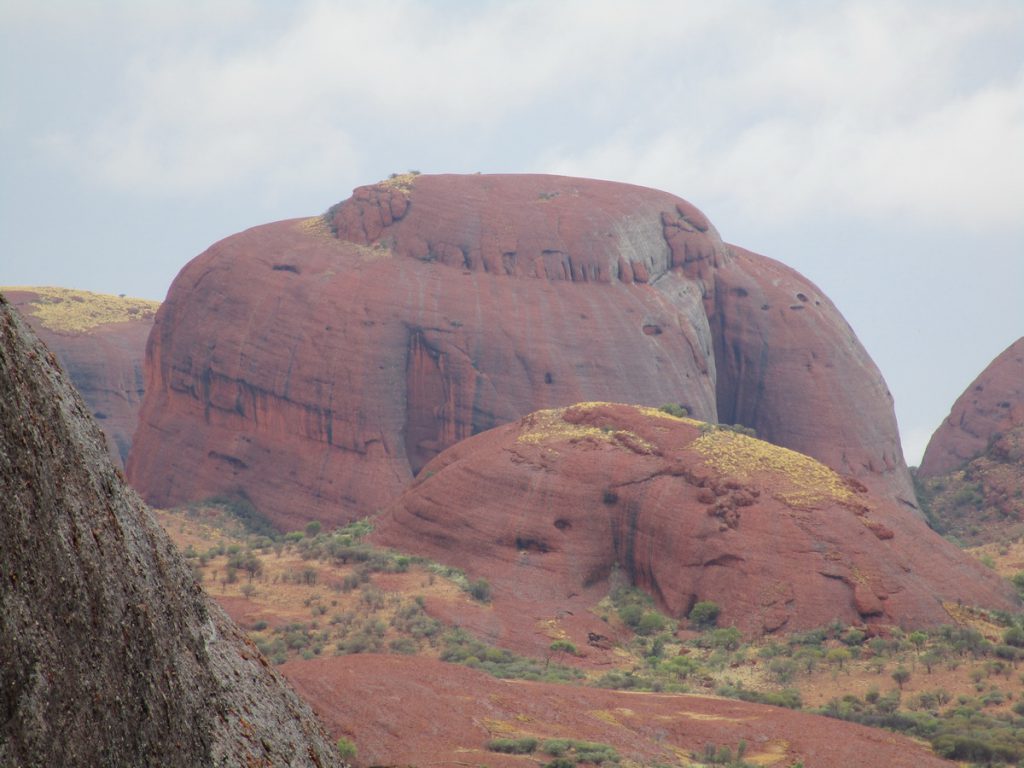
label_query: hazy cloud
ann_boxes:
[36,1,1024,231]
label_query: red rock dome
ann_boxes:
[374,402,1014,637]
[920,337,1024,477]
[128,174,913,530]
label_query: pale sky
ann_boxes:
[2,0,1022,465]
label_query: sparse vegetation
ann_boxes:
[658,403,689,418]
[157,506,1024,765]
[689,600,720,629]
[4,285,159,332]
[336,736,357,761]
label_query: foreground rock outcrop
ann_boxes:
[0,295,341,767]
[2,286,157,468]
[375,403,1014,638]
[129,173,914,530]
[918,337,1024,542]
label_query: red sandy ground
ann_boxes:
[281,654,952,767]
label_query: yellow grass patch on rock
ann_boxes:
[4,285,159,332]
[692,428,853,508]
[516,404,656,455]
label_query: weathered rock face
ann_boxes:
[0,296,341,768]
[917,338,1024,542]
[128,174,913,531]
[920,338,1024,477]
[375,403,1014,637]
[2,286,157,468]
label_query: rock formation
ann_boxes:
[917,337,1024,542]
[374,403,1015,637]
[0,295,341,767]
[920,338,1024,477]
[2,286,157,468]
[129,173,914,531]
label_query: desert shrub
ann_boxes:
[336,737,357,761]
[388,637,418,655]
[540,739,619,764]
[1004,626,1024,648]
[695,741,752,765]
[440,628,583,682]
[618,604,643,628]
[841,628,865,646]
[390,602,442,639]
[468,578,492,602]
[658,403,688,418]
[716,684,802,710]
[826,647,851,670]
[549,640,578,656]
[933,734,1021,763]
[487,737,538,754]
[636,611,669,636]
[694,627,741,650]
[688,601,720,629]
[1012,572,1024,596]
[769,658,798,683]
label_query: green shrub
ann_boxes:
[618,603,643,628]
[549,640,578,656]
[487,737,538,754]
[1004,626,1024,648]
[689,601,720,629]
[696,627,741,650]
[540,739,619,764]
[636,611,669,636]
[468,578,492,602]
[658,403,689,418]
[336,737,357,761]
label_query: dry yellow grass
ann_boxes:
[516,403,656,454]
[3,285,159,332]
[295,216,334,239]
[692,428,853,508]
[379,171,420,193]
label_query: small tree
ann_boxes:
[921,649,942,674]
[908,631,928,655]
[892,666,911,691]
[826,646,851,673]
[548,639,577,668]
[305,520,322,538]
